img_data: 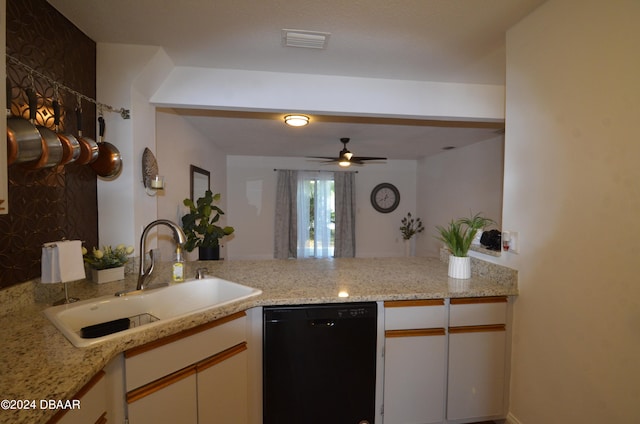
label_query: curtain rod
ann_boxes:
[273,168,358,173]
[6,53,131,119]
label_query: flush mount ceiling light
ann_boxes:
[282,29,331,49]
[284,114,310,127]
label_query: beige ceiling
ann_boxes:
[48,0,545,160]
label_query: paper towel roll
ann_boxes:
[41,240,86,284]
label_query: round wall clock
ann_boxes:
[370,183,400,213]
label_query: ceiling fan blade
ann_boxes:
[307,156,339,160]
[351,156,387,161]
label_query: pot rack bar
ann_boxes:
[6,54,131,119]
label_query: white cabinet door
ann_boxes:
[447,330,506,421]
[446,297,508,422]
[55,371,107,424]
[197,343,249,424]
[383,300,447,424]
[383,331,446,424]
[127,369,198,424]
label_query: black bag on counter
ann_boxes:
[480,229,501,251]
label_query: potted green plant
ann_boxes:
[435,212,494,279]
[182,190,235,260]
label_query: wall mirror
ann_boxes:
[190,165,210,201]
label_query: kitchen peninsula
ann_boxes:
[0,256,517,424]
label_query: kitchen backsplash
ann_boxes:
[1,0,98,289]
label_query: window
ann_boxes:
[297,172,335,258]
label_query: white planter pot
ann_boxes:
[448,255,471,279]
[91,266,125,284]
[403,239,413,257]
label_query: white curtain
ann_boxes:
[297,171,334,258]
[274,170,298,259]
[334,171,356,257]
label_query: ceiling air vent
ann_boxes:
[282,29,331,49]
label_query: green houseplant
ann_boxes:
[435,212,494,278]
[182,190,235,260]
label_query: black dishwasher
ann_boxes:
[263,302,377,424]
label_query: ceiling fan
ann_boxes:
[308,138,387,167]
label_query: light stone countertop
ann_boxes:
[0,256,517,424]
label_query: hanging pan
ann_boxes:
[90,112,122,178]
[74,98,99,165]
[6,77,42,165]
[22,86,63,170]
[52,85,80,165]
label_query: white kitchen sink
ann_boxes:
[44,277,262,348]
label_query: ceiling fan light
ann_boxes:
[338,160,351,167]
[284,114,310,127]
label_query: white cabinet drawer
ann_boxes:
[449,297,507,327]
[384,299,446,330]
[125,312,247,391]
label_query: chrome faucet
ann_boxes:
[137,219,187,291]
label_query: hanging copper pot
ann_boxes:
[21,87,63,170]
[52,99,81,165]
[52,82,80,166]
[75,100,99,165]
[91,114,122,178]
[6,78,42,165]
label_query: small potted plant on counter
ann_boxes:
[83,244,134,283]
[400,212,424,256]
[435,212,494,279]
[182,189,235,260]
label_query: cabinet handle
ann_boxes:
[95,412,107,424]
[450,296,507,305]
[196,342,247,373]
[385,328,446,338]
[448,324,505,334]
[127,365,197,404]
[384,299,444,308]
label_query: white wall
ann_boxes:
[151,67,505,122]
[96,43,174,251]
[503,1,640,422]
[226,156,417,259]
[155,108,228,261]
[416,136,504,256]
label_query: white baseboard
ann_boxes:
[506,412,523,424]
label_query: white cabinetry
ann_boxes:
[447,297,509,423]
[383,299,447,424]
[197,343,249,423]
[48,371,107,424]
[124,311,249,424]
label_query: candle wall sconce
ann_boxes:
[142,148,164,196]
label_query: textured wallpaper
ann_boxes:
[1,0,98,288]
